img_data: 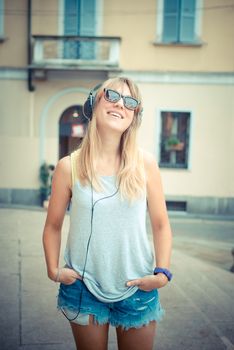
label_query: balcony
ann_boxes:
[30,35,121,70]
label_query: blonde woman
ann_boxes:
[43,77,172,350]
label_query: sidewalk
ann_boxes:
[0,208,233,350]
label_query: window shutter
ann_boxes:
[180,0,196,42]
[64,0,80,58]
[80,0,96,59]
[64,0,80,35]
[163,0,180,42]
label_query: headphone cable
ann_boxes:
[61,181,119,322]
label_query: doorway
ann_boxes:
[59,105,87,159]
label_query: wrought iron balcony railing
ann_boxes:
[30,35,121,69]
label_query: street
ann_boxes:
[0,207,233,350]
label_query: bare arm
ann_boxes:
[145,152,172,271]
[127,151,172,291]
[146,152,172,268]
[42,156,80,284]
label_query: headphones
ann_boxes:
[82,84,143,124]
[82,84,102,122]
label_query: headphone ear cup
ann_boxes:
[136,107,143,125]
[82,94,94,122]
[82,83,102,122]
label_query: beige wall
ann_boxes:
[32,0,59,35]
[0,0,233,211]
[0,77,233,199]
[1,0,234,72]
[0,137,39,189]
[104,0,234,71]
[0,0,28,67]
[0,79,30,137]
[139,82,233,197]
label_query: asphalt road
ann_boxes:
[168,215,234,272]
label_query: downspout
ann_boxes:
[27,0,34,91]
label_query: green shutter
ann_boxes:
[64,0,96,59]
[163,0,180,42]
[180,0,196,42]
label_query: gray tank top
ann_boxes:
[64,151,154,302]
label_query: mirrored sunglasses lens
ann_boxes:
[105,89,120,102]
[124,97,138,110]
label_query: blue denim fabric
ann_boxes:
[57,279,164,330]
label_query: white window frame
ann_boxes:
[155,0,203,44]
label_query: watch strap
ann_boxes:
[154,267,173,281]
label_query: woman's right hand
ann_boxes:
[51,267,82,285]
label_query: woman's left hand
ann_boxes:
[126,274,168,291]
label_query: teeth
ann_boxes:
[109,112,122,119]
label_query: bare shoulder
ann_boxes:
[56,155,71,173]
[53,155,72,189]
[141,150,159,177]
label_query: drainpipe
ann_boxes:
[27,0,34,91]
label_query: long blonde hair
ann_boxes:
[76,77,146,200]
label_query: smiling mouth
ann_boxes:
[107,111,123,119]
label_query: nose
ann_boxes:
[114,96,124,109]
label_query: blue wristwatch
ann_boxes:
[154,267,173,281]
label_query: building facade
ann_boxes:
[0,0,234,214]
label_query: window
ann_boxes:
[159,111,190,168]
[163,0,195,43]
[156,0,202,44]
[64,0,96,59]
[0,0,4,39]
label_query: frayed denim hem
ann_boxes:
[57,283,165,329]
[57,303,165,330]
[110,307,165,331]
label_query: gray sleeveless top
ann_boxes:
[64,151,154,302]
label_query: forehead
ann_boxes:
[106,82,132,95]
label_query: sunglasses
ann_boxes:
[103,88,140,111]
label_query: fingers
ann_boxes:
[69,270,82,280]
[126,279,142,287]
[58,268,82,284]
[126,275,165,291]
[76,273,82,280]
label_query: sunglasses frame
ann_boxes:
[103,88,140,111]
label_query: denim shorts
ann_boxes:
[57,279,164,330]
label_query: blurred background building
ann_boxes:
[0,0,233,214]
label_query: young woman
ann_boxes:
[42,77,172,350]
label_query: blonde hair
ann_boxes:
[76,77,146,200]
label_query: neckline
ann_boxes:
[99,174,116,179]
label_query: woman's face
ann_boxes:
[94,83,135,135]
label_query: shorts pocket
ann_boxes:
[134,289,159,312]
